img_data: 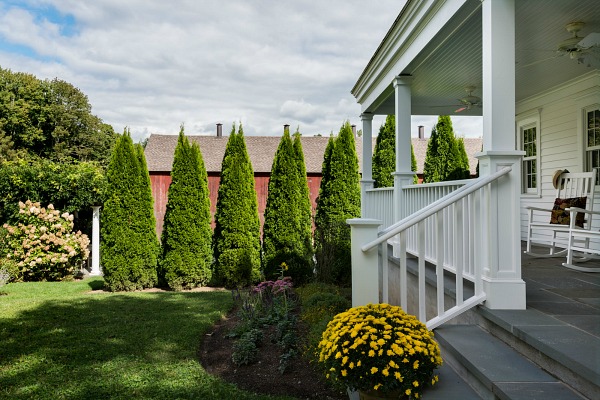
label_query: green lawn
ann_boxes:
[0,278,289,400]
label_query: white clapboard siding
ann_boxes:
[518,72,600,249]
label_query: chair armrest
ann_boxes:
[525,206,553,213]
[565,207,600,216]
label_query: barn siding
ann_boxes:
[517,72,600,245]
[150,172,323,238]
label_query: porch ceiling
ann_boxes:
[364,0,600,117]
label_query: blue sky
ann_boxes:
[0,0,482,142]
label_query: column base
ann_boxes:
[482,278,526,309]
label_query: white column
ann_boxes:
[90,206,102,276]
[360,113,374,217]
[478,0,525,309]
[347,218,382,307]
[392,75,415,224]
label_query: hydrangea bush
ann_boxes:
[0,200,90,281]
[318,303,442,399]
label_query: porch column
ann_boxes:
[392,75,414,223]
[479,0,525,309]
[347,218,382,307]
[360,113,374,217]
[90,206,102,276]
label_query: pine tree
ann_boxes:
[315,121,361,284]
[213,124,261,288]
[423,115,461,183]
[159,127,212,290]
[373,115,396,188]
[262,127,314,284]
[315,135,335,232]
[101,130,157,291]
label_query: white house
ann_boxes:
[348,0,599,327]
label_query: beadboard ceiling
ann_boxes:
[370,0,600,116]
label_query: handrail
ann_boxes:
[361,166,512,252]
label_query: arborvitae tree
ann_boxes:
[213,124,261,288]
[456,137,471,179]
[159,127,212,290]
[373,115,396,188]
[423,115,461,183]
[292,130,315,276]
[315,135,335,233]
[373,115,419,186]
[315,121,361,285]
[101,130,157,291]
[135,142,160,283]
[411,142,418,184]
[262,128,314,284]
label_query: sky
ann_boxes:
[0,0,483,143]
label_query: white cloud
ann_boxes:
[0,0,483,143]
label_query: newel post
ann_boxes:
[347,218,381,307]
[90,205,102,276]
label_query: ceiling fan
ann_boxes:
[520,21,600,68]
[432,86,482,113]
[557,21,599,65]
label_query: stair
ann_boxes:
[435,324,589,400]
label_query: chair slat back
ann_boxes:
[555,170,597,228]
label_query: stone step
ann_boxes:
[435,325,586,400]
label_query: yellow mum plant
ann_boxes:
[318,303,442,399]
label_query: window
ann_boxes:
[585,107,600,185]
[518,114,540,195]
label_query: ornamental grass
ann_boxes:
[318,303,442,399]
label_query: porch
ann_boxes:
[416,243,600,399]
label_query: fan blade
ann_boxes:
[455,106,467,113]
[578,32,600,49]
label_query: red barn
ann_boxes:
[144,132,482,237]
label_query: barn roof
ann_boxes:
[144,134,482,175]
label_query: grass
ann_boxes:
[0,278,291,400]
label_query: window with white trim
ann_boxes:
[518,116,540,195]
[585,107,600,185]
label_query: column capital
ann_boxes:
[360,112,374,121]
[393,74,413,88]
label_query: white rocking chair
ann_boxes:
[563,207,600,272]
[524,170,597,258]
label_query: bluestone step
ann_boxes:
[435,325,585,400]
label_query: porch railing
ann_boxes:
[364,187,394,229]
[361,167,512,329]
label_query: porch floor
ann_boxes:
[473,242,600,395]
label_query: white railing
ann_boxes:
[361,167,512,329]
[364,187,394,229]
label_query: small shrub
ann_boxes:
[302,292,351,325]
[232,335,259,366]
[0,200,89,281]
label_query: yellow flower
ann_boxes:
[374,384,382,390]
[371,367,378,374]
[382,368,389,377]
[405,389,412,395]
[368,350,375,357]
[413,381,419,387]
[341,369,347,377]
[349,362,354,369]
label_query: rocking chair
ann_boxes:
[524,170,597,258]
[562,207,600,272]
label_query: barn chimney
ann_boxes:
[284,124,290,132]
[351,124,357,137]
[418,125,425,139]
[216,123,223,137]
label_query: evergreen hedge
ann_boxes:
[101,131,158,291]
[213,124,261,288]
[315,122,361,285]
[159,128,212,290]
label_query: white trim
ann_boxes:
[582,104,600,186]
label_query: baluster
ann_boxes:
[435,210,445,318]
[418,221,426,322]
[399,230,407,311]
